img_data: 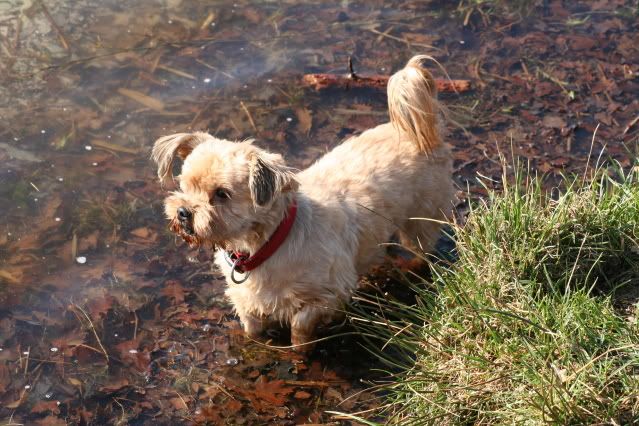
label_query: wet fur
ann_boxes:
[152,56,456,351]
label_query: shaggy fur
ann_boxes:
[152,55,456,351]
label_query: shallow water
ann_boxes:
[0,0,638,424]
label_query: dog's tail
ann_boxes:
[387,55,441,154]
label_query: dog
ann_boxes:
[151,55,456,351]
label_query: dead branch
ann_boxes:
[302,73,471,93]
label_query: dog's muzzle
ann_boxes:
[176,206,195,235]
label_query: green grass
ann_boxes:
[352,162,639,425]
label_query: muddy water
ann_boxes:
[1,0,638,424]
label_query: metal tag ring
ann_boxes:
[230,258,250,284]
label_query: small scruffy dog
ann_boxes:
[152,56,455,351]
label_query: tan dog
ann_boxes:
[152,56,455,351]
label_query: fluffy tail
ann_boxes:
[387,55,441,154]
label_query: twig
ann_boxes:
[13,14,22,52]
[71,304,109,363]
[133,311,138,340]
[303,73,471,92]
[240,101,258,132]
[623,114,639,136]
[36,0,70,52]
[23,346,30,377]
[366,27,439,50]
[195,58,236,79]
[156,64,196,80]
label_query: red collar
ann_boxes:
[226,201,298,273]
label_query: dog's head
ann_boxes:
[151,132,298,248]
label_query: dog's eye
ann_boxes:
[212,188,231,201]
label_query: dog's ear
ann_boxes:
[248,150,299,207]
[151,133,204,186]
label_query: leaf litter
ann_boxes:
[0,0,638,424]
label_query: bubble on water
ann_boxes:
[50,347,59,352]
[76,256,87,264]
[286,117,293,122]
[226,358,239,366]
[129,349,138,354]
[203,78,211,83]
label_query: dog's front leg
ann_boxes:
[290,305,327,353]
[238,311,266,340]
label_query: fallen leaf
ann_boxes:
[31,400,61,415]
[100,378,130,393]
[117,88,165,111]
[294,390,312,400]
[0,364,10,393]
[295,107,313,136]
[162,280,185,304]
[169,396,190,410]
[542,115,567,129]
[253,376,294,405]
[130,227,151,239]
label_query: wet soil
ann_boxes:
[0,0,638,424]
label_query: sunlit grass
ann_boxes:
[351,161,639,424]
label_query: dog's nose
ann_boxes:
[177,207,191,221]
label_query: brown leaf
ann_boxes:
[542,115,567,129]
[130,227,151,239]
[169,396,190,410]
[294,390,312,400]
[117,88,165,111]
[162,280,185,304]
[295,108,313,136]
[100,377,130,393]
[31,400,61,415]
[34,415,67,426]
[253,376,294,406]
[0,364,10,393]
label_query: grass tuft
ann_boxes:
[352,161,639,424]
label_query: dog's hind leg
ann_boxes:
[399,218,443,256]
